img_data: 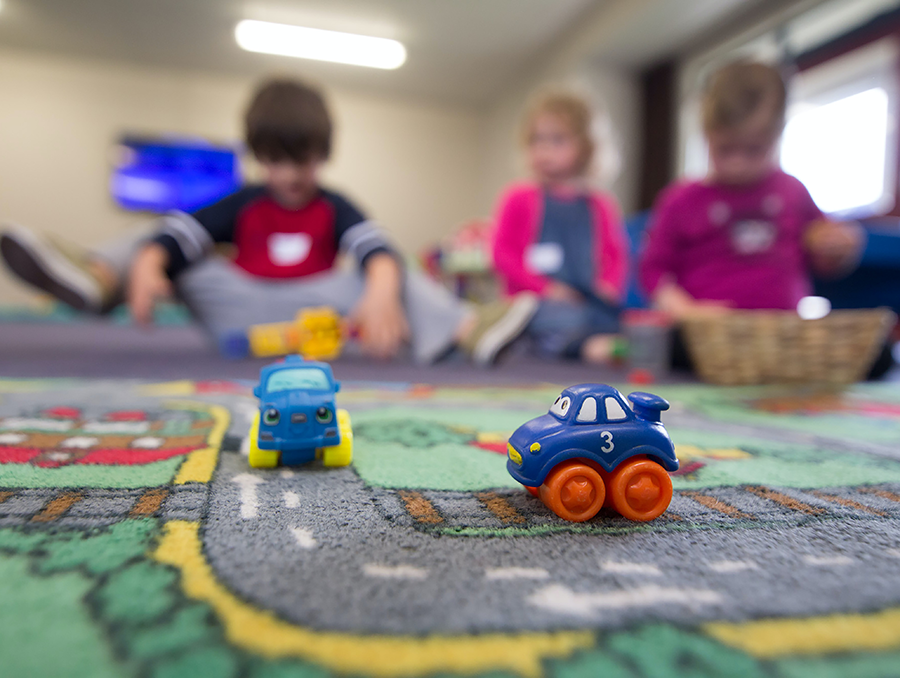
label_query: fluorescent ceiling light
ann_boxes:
[235,20,406,70]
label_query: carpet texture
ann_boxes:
[2,378,900,678]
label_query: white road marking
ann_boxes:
[528,584,723,617]
[363,564,428,580]
[1,418,73,432]
[283,491,300,508]
[708,560,758,573]
[131,436,164,449]
[60,436,99,449]
[280,469,295,478]
[802,554,854,567]
[239,436,250,457]
[886,548,900,559]
[236,401,259,430]
[602,561,661,576]
[0,433,28,444]
[485,567,550,581]
[290,527,317,549]
[231,473,264,519]
[83,421,149,434]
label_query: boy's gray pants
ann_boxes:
[95,232,468,364]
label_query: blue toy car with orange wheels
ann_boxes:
[507,384,678,522]
[248,355,353,468]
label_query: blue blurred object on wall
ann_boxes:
[110,136,241,213]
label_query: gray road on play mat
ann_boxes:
[205,451,900,634]
[4,382,900,634]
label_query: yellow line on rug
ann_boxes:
[151,520,593,678]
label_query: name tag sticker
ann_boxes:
[268,232,313,266]
[526,242,564,274]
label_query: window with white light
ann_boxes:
[780,38,898,217]
[781,88,891,215]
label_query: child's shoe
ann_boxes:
[0,224,112,313]
[464,293,539,366]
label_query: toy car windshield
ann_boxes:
[265,367,331,393]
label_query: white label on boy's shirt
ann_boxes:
[268,232,312,266]
[526,242,564,274]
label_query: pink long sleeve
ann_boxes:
[491,187,550,295]
[593,195,628,302]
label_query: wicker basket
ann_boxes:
[681,308,896,385]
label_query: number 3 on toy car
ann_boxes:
[600,431,614,453]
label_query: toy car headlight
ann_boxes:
[263,408,280,426]
[507,443,523,466]
[315,406,333,424]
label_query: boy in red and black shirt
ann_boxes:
[1,79,537,364]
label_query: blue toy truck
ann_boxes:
[248,355,353,468]
[507,384,678,522]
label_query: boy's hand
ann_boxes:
[350,253,409,359]
[805,219,865,278]
[544,281,583,305]
[654,281,731,320]
[127,243,172,325]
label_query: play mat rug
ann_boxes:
[3,378,900,678]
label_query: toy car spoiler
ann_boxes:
[627,392,670,423]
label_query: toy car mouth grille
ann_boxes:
[291,413,308,423]
[324,428,337,437]
[259,432,274,441]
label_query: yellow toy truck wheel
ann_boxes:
[247,411,280,468]
[322,408,353,467]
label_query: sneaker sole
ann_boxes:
[473,293,539,366]
[0,226,101,312]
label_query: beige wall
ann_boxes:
[0,48,485,305]
[478,63,641,219]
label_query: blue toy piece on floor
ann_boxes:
[507,384,678,522]
[248,355,352,468]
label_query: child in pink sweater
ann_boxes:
[640,62,863,318]
[492,92,629,362]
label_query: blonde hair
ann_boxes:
[521,91,595,175]
[702,61,786,135]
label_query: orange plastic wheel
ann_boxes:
[539,461,606,522]
[608,457,673,521]
[524,485,539,497]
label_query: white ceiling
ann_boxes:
[0,0,767,106]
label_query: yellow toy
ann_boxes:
[245,307,344,360]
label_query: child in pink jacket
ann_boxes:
[492,92,629,362]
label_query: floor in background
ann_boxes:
[0,319,658,384]
[3,378,900,677]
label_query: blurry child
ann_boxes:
[1,78,537,365]
[640,61,864,319]
[492,92,628,363]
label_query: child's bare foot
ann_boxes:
[581,334,616,365]
[0,223,117,312]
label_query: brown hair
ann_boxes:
[702,61,787,135]
[245,78,332,162]
[522,91,595,175]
